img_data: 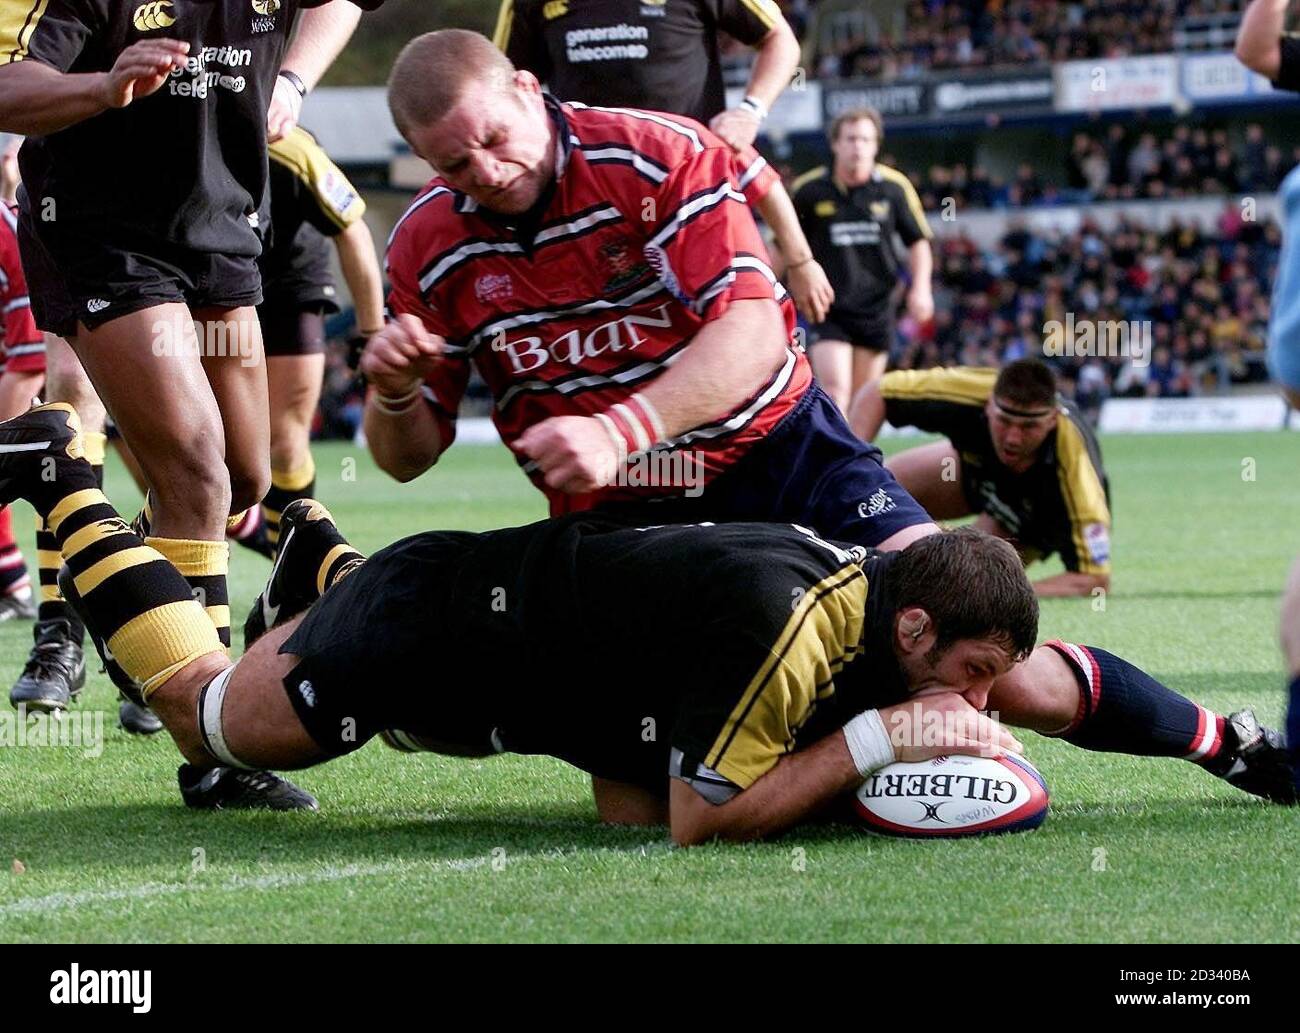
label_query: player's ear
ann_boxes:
[514,69,542,96]
[896,607,932,656]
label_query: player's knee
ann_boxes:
[228,459,271,514]
[990,646,1081,733]
[153,446,233,525]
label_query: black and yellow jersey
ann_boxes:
[880,367,1112,575]
[262,126,366,307]
[792,163,932,313]
[282,515,910,798]
[1,0,379,257]
[493,0,781,123]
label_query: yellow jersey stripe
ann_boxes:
[739,0,779,31]
[790,165,827,194]
[1054,416,1111,575]
[492,0,514,50]
[268,127,365,231]
[879,367,996,406]
[0,0,49,65]
[705,567,867,788]
[877,163,933,239]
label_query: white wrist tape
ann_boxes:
[371,385,422,415]
[842,709,895,778]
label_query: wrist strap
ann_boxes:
[598,393,666,455]
[278,70,307,99]
[842,710,895,778]
[371,384,422,415]
[740,95,768,122]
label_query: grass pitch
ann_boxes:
[0,431,1297,943]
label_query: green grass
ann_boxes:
[1,432,1297,943]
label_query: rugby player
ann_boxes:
[0,0,383,807]
[850,360,1111,599]
[792,108,935,412]
[494,0,835,324]
[0,403,1291,844]
[367,31,1288,798]
[255,126,383,553]
[1236,5,1300,786]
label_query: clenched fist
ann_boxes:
[360,314,445,399]
[512,415,622,495]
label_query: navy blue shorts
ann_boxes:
[598,383,933,548]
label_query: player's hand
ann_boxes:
[267,74,304,143]
[359,315,444,399]
[787,259,834,325]
[99,40,190,109]
[906,286,934,325]
[512,415,621,495]
[709,106,762,151]
[877,693,1022,763]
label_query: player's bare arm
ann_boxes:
[269,1,364,141]
[513,298,789,495]
[334,220,385,335]
[0,40,189,136]
[758,181,834,324]
[905,238,935,323]
[670,694,1021,846]
[361,315,448,481]
[708,19,800,151]
[1235,0,1290,78]
[1032,571,1110,598]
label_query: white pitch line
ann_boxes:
[0,842,669,919]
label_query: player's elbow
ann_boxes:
[1234,37,1279,78]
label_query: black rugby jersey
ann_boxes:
[880,367,1112,575]
[792,163,931,313]
[262,126,366,305]
[493,0,782,123]
[1,0,381,257]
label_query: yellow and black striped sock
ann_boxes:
[130,488,154,540]
[262,456,316,550]
[145,537,231,649]
[47,488,223,698]
[34,431,105,638]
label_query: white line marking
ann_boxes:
[0,841,669,918]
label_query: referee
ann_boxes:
[494,0,835,324]
[792,108,934,414]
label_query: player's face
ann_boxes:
[832,119,879,180]
[985,397,1057,472]
[412,72,555,215]
[903,638,1015,712]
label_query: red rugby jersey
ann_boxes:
[0,206,44,376]
[385,97,811,514]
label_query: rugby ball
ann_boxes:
[853,753,1049,838]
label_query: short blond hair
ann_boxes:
[388,29,516,139]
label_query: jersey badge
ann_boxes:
[133,2,176,32]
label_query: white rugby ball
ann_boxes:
[853,753,1049,838]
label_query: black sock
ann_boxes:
[1046,641,1230,767]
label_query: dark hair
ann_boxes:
[885,528,1038,663]
[829,107,883,146]
[993,358,1057,411]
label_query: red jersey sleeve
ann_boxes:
[733,143,778,207]
[0,221,44,374]
[384,209,470,447]
[643,143,782,321]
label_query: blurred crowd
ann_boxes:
[907,124,1296,213]
[883,209,1279,415]
[813,0,1239,82]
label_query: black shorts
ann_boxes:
[17,210,262,338]
[811,305,895,353]
[279,530,508,758]
[257,299,333,357]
